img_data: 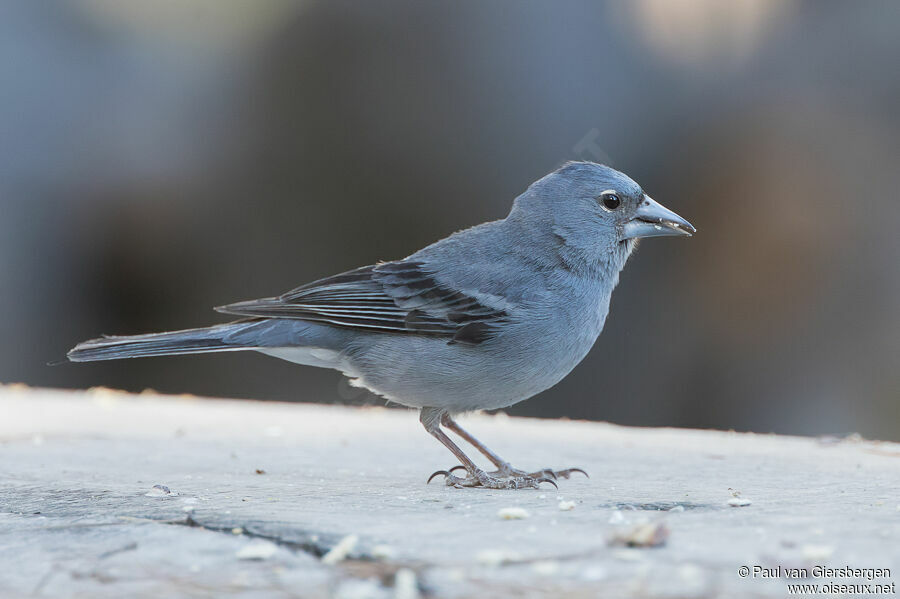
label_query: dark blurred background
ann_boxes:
[3,1,898,439]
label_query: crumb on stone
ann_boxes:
[321,534,359,565]
[235,540,278,560]
[145,484,177,497]
[497,507,530,520]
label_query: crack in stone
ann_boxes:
[166,515,429,594]
[169,514,366,560]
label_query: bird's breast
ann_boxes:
[491,283,612,396]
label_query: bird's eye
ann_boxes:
[600,192,621,211]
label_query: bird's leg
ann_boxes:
[422,408,482,486]
[421,408,555,490]
[440,412,517,475]
[440,412,589,481]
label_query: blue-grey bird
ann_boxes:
[69,162,695,489]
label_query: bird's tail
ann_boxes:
[67,322,253,362]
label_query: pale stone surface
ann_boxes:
[1,384,898,598]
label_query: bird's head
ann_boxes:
[509,161,695,271]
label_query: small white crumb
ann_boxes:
[321,534,359,565]
[801,544,835,560]
[727,488,752,507]
[558,500,576,511]
[393,568,420,599]
[476,549,520,567]
[145,484,177,497]
[727,497,752,507]
[235,540,278,560]
[371,544,396,560]
[609,522,670,548]
[497,507,530,520]
[231,527,243,535]
[668,505,685,513]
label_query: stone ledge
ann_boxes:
[1,385,898,598]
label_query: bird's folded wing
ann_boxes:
[215,261,508,345]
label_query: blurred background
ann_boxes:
[2,0,898,439]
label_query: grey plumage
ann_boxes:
[69,161,694,489]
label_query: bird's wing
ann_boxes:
[215,261,508,345]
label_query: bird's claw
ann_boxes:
[427,470,454,484]
[533,476,558,490]
[540,467,588,479]
[515,466,588,480]
[426,469,472,487]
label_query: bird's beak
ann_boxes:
[622,195,696,240]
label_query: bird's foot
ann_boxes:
[520,467,589,480]
[427,467,557,490]
[444,463,589,481]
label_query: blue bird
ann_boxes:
[69,162,695,489]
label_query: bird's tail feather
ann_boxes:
[67,323,252,362]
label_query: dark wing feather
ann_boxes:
[215,261,507,345]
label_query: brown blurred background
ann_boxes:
[2,1,898,439]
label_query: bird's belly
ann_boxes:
[344,314,604,412]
